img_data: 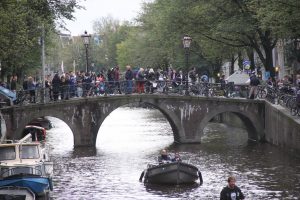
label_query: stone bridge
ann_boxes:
[0,95,265,147]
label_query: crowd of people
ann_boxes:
[1,66,300,105]
[2,66,205,103]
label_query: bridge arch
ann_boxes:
[197,105,264,141]
[13,113,79,146]
[94,100,183,144]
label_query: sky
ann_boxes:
[65,0,149,36]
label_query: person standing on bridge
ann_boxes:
[249,72,260,99]
[27,76,36,103]
[220,176,245,200]
[114,66,122,94]
[10,75,17,92]
[136,68,145,94]
[52,73,61,101]
[125,65,134,94]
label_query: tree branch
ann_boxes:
[199,32,247,47]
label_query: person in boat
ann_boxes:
[158,149,172,164]
[220,176,245,200]
[171,152,182,162]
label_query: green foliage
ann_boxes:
[251,0,300,38]
[0,0,80,79]
[90,16,132,69]
[2,0,300,80]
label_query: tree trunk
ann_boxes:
[238,52,243,70]
[230,55,235,75]
[264,46,275,78]
[247,49,255,70]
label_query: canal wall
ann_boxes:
[265,102,300,150]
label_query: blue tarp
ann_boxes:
[0,177,50,194]
[0,86,16,102]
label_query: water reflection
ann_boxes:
[144,183,200,198]
[72,147,97,158]
[46,107,300,200]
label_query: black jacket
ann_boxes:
[125,70,133,80]
[250,75,260,86]
[220,186,245,200]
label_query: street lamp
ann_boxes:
[81,31,91,73]
[182,35,192,95]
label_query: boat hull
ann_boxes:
[144,162,200,184]
[0,186,35,200]
[0,176,51,196]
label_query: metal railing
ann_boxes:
[0,80,260,108]
[2,80,299,118]
[259,84,300,117]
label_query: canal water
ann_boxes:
[46,107,300,200]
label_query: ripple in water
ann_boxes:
[45,107,300,200]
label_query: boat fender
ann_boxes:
[198,171,203,185]
[139,171,145,182]
[48,177,53,191]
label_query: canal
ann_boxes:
[47,107,300,200]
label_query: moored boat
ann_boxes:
[140,161,203,185]
[0,134,53,198]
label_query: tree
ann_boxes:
[93,16,132,68]
[0,0,80,80]
[132,0,239,74]
[182,0,278,76]
[252,0,300,38]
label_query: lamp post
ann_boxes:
[182,35,192,95]
[275,66,279,78]
[81,31,91,73]
[38,24,46,103]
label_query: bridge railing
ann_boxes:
[1,80,255,107]
[258,84,300,117]
[3,80,299,117]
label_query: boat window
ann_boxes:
[12,167,32,175]
[20,145,39,159]
[0,146,16,161]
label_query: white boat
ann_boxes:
[0,134,53,198]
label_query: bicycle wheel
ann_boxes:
[287,97,296,109]
[278,95,285,106]
[291,106,298,116]
[257,89,267,99]
[290,99,298,116]
[201,88,209,97]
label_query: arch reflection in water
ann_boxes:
[46,116,74,155]
[96,106,174,153]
